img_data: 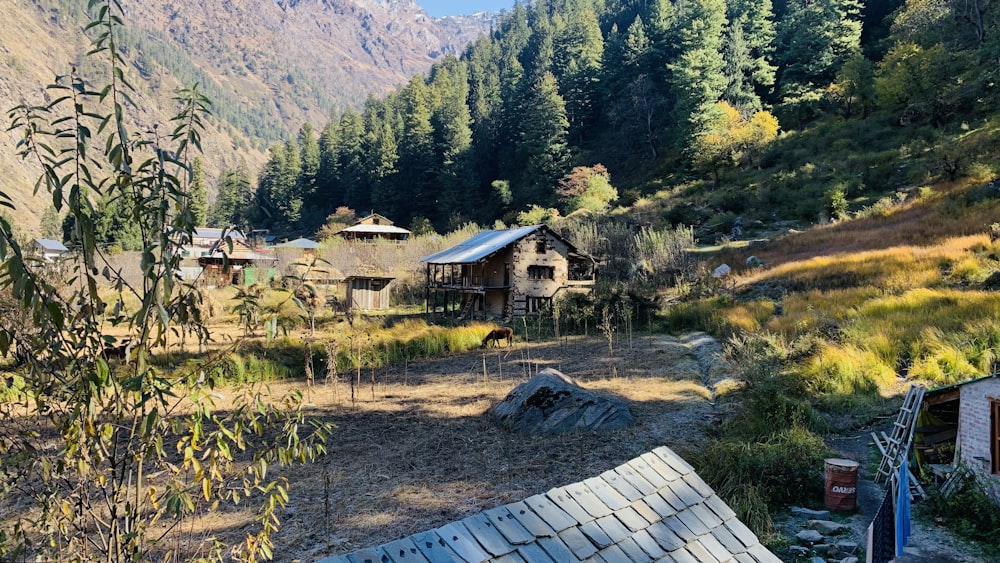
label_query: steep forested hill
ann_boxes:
[0,0,493,231]
[244,0,999,239]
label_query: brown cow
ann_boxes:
[481,327,514,349]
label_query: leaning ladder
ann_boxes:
[871,384,926,498]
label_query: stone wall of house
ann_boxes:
[958,378,1000,491]
[510,231,570,316]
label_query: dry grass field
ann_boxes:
[190,334,725,562]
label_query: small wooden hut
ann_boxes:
[344,275,394,310]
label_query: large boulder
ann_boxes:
[492,369,635,434]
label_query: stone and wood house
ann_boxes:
[421,225,595,319]
[337,213,411,242]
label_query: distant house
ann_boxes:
[345,275,394,311]
[276,237,320,255]
[921,376,1000,493]
[174,227,247,258]
[33,238,68,262]
[421,225,595,319]
[196,238,276,286]
[337,213,410,242]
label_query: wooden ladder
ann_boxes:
[457,296,475,319]
[871,384,926,498]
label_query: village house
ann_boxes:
[421,225,595,319]
[336,213,411,242]
[32,238,68,262]
[919,376,1000,496]
[197,237,276,286]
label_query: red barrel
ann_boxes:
[824,458,859,511]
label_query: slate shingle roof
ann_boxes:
[315,446,780,563]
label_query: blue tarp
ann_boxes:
[895,460,912,556]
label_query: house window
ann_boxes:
[527,296,552,314]
[527,265,555,280]
[535,241,547,254]
[992,399,1000,474]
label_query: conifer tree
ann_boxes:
[517,71,571,207]
[669,0,729,142]
[189,156,209,227]
[210,164,254,228]
[775,0,863,95]
[723,0,777,112]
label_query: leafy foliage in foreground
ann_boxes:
[0,2,332,561]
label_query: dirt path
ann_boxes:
[816,428,991,563]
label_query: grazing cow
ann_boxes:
[481,327,514,349]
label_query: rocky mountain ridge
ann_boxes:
[0,0,494,232]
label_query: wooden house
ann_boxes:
[196,238,276,286]
[337,213,411,242]
[345,275,394,311]
[421,225,595,319]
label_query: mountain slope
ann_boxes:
[0,0,493,232]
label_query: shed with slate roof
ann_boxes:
[314,446,781,563]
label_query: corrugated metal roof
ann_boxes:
[925,375,996,397]
[34,238,68,252]
[277,237,320,249]
[339,224,411,235]
[315,446,780,563]
[194,227,245,239]
[421,225,543,265]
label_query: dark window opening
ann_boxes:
[535,241,546,253]
[527,265,555,280]
[527,296,552,314]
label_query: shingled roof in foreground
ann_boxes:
[315,446,781,563]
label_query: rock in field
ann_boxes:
[492,369,634,434]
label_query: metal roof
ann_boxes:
[316,446,780,563]
[194,227,246,240]
[421,225,544,265]
[276,237,320,249]
[339,224,412,235]
[34,238,68,252]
